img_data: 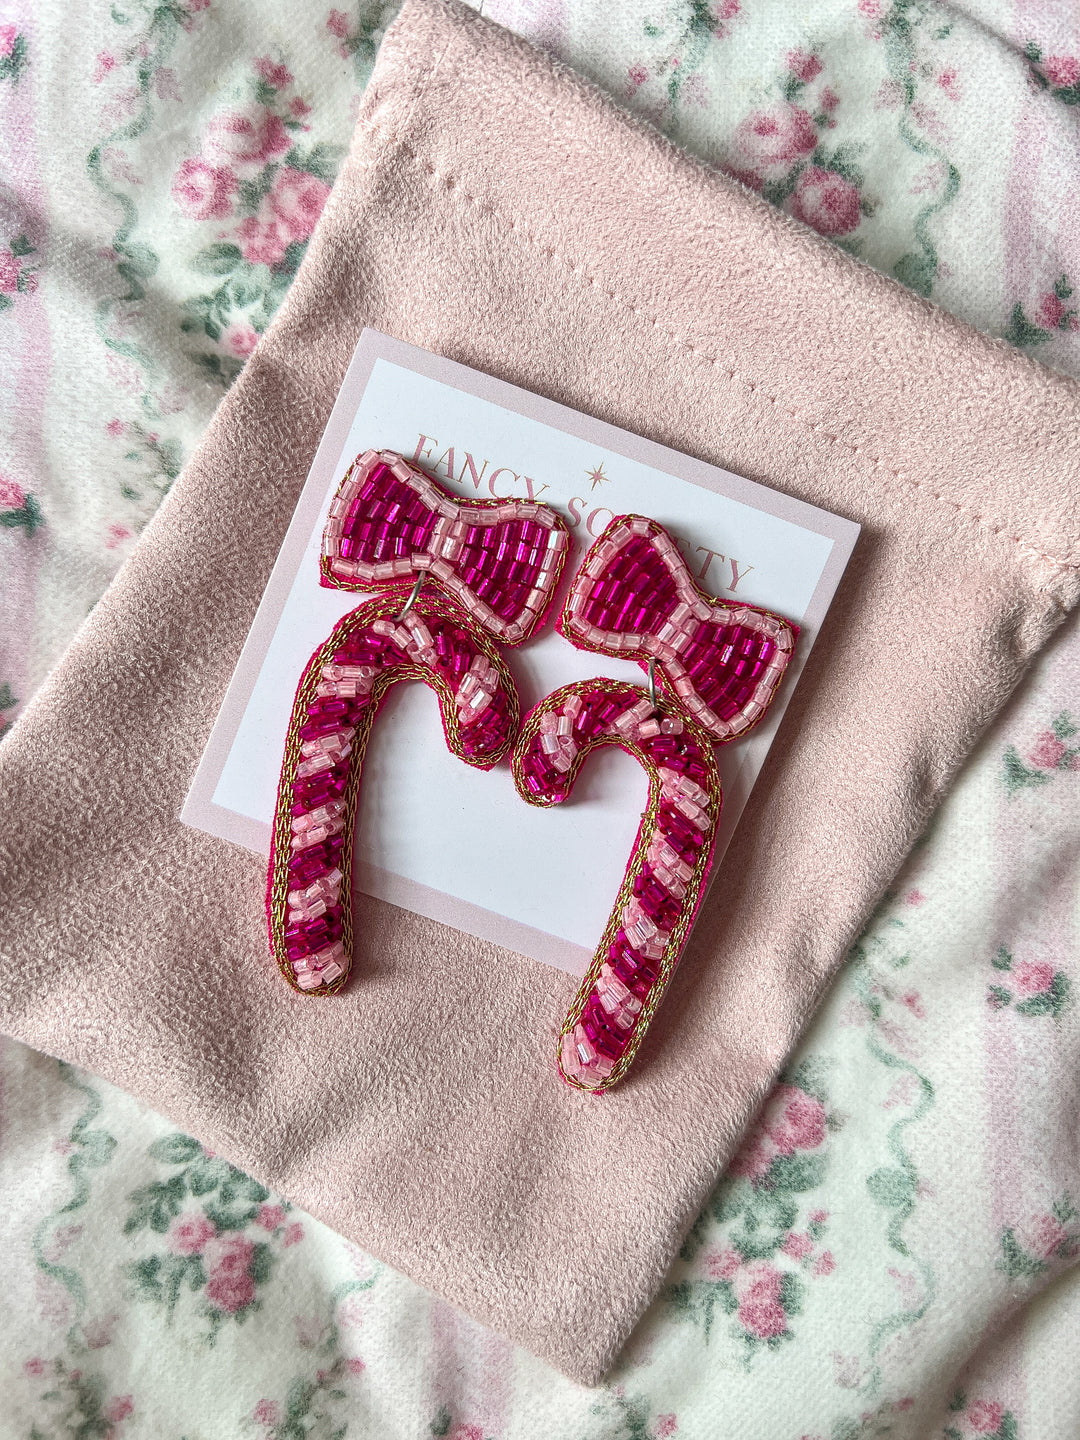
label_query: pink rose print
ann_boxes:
[205,108,291,166]
[781,1231,813,1259]
[236,214,293,267]
[167,1212,216,1255]
[654,1416,678,1437]
[967,1400,1004,1434]
[254,56,293,90]
[256,1203,287,1230]
[704,1246,741,1280]
[773,1086,826,1150]
[205,1267,256,1313]
[1030,730,1066,767]
[204,1232,254,1275]
[235,166,330,265]
[789,166,862,236]
[1014,959,1055,996]
[23,1357,47,1377]
[1025,1212,1069,1259]
[1043,55,1080,89]
[346,1356,366,1375]
[0,23,16,57]
[0,250,19,292]
[786,50,822,83]
[253,1398,281,1425]
[1036,293,1067,330]
[734,104,817,171]
[0,473,26,507]
[901,990,925,1017]
[268,165,331,240]
[105,1396,134,1423]
[731,1083,827,1180]
[171,157,238,221]
[326,9,349,39]
[729,1129,775,1181]
[282,1221,305,1247]
[820,86,839,112]
[290,96,312,119]
[447,1426,484,1440]
[812,1250,835,1277]
[224,322,260,359]
[736,1262,787,1339]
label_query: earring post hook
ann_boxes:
[647,657,658,712]
[396,574,424,621]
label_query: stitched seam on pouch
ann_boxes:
[353,117,1080,582]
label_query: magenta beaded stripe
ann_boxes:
[267,587,518,996]
[513,678,721,1093]
[321,449,571,646]
[559,515,798,743]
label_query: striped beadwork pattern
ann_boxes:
[559,515,798,743]
[513,678,721,1093]
[267,588,518,996]
[321,449,570,646]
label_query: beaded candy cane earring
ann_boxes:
[267,449,570,995]
[513,515,798,1092]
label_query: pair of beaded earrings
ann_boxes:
[266,449,797,1093]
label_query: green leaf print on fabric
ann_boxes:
[848,931,935,1384]
[325,4,399,82]
[986,947,1072,1020]
[1003,276,1078,347]
[0,231,38,311]
[941,1400,1020,1440]
[241,1278,379,1438]
[122,1130,306,1341]
[0,470,44,535]
[585,1390,678,1440]
[32,1065,119,1341]
[664,1058,840,1358]
[1003,712,1080,796]
[1024,43,1080,108]
[876,1,961,298]
[997,1196,1080,1282]
[0,679,18,737]
[638,1,741,112]
[22,1357,135,1439]
[725,50,874,247]
[171,62,343,376]
[0,25,28,84]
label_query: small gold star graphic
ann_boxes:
[585,461,610,491]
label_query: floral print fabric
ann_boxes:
[2,1,1080,1436]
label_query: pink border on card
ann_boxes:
[181,329,859,979]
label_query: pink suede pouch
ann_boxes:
[1,0,1078,1385]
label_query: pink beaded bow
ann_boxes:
[267,450,571,996]
[516,514,799,1093]
[322,449,570,645]
[559,515,796,742]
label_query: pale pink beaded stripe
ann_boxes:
[516,514,799,1092]
[269,448,570,997]
[559,515,797,743]
[267,587,519,996]
[321,448,571,646]
[514,678,721,1092]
